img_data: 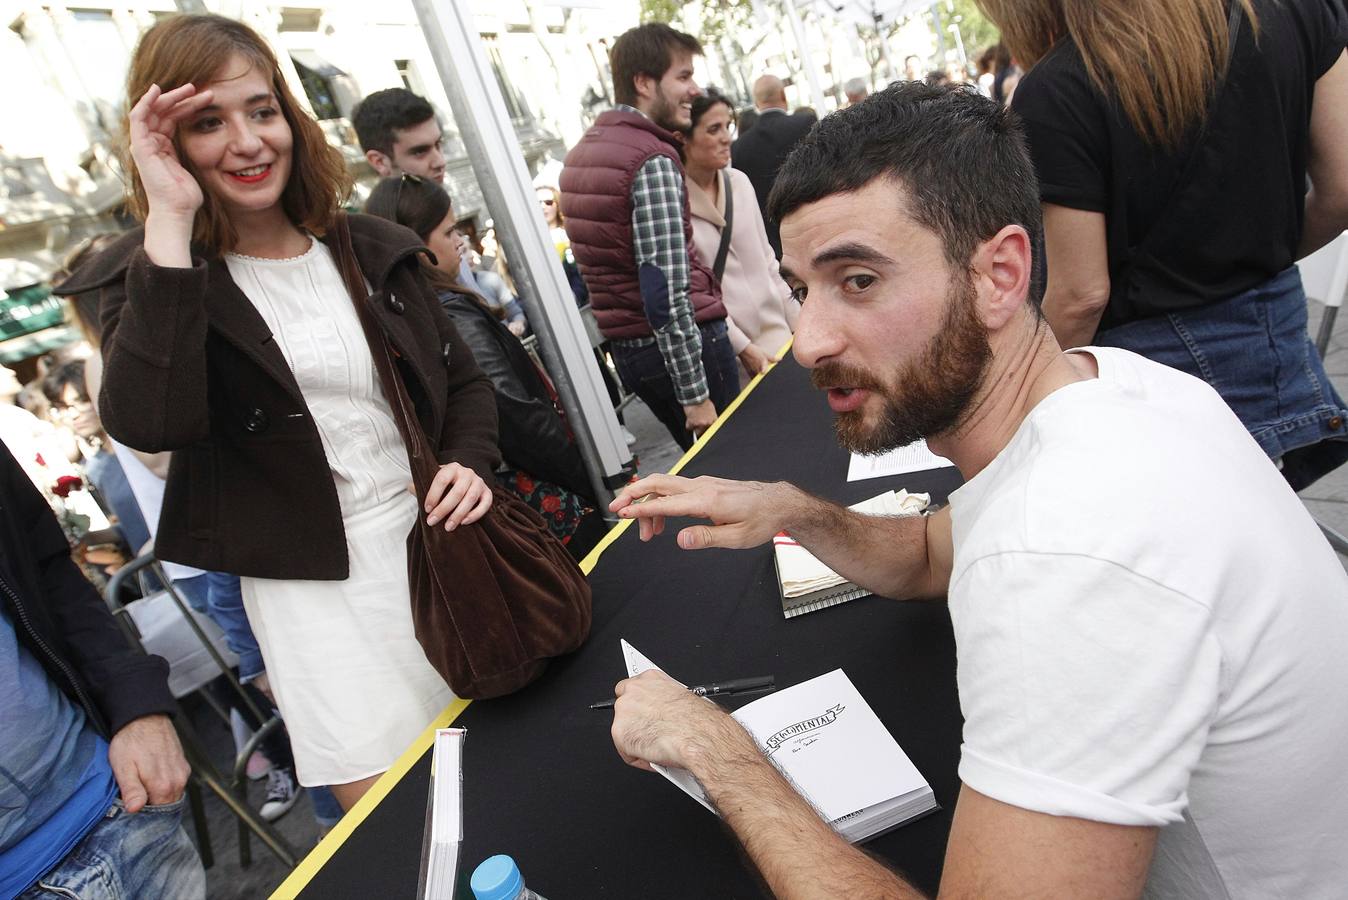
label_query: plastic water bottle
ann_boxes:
[469,854,547,900]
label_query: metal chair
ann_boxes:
[104,556,299,870]
[578,303,637,414]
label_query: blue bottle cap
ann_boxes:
[470,854,524,900]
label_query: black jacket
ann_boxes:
[438,291,594,502]
[730,109,816,257]
[0,441,175,739]
[54,215,499,581]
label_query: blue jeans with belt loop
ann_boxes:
[17,797,205,900]
[611,319,741,451]
[1095,265,1348,490]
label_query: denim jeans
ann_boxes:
[611,319,741,451]
[17,797,204,900]
[1096,266,1348,490]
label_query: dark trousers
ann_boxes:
[611,319,741,451]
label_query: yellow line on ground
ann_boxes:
[270,697,472,899]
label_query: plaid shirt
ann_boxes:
[617,105,707,406]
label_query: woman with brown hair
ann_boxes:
[680,87,797,380]
[56,13,499,809]
[366,174,607,558]
[984,0,1348,489]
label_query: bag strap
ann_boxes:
[712,169,734,283]
[330,213,433,479]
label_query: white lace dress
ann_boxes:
[225,239,454,787]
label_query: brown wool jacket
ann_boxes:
[55,214,499,581]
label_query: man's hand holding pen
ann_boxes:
[609,670,760,775]
[591,674,775,709]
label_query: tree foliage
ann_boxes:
[946,0,1001,57]
[639,0,757,45]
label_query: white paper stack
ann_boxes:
[773,490,930,617]
[418,728,465,900]
[847,440,954,481]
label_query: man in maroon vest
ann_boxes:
[560,24,741,451]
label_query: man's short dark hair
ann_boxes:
[352,88,437,157]
[768,82,1045,308]
[43,359,88,406]
[610,23,702,107]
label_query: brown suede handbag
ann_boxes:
[332,213,592,698]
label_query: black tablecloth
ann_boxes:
[298,357,965,899]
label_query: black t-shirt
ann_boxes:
[1014,0,1348,331]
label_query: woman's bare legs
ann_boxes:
[329,774,382,811]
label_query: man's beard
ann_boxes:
[811,273,992,454]
[648,91,683,132]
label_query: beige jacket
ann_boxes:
[687,166,799,358]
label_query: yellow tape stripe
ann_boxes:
[579,343,790,572]
[270,338,795,897]
[270,697,471,898]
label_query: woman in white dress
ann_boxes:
[77,14,500,810]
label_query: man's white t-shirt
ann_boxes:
[947,347,1348,898]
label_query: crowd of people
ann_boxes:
[4,1,1348,897]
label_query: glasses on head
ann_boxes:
[540,198,556,206]
[394,172,423,212]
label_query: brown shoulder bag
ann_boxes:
[331,213,592,698]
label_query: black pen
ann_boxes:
[589,675,776,710]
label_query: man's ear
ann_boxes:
[633,72,657,104]
[974,224,1033,331]
[365,149,395,177]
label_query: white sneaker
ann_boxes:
[260,767,302,822]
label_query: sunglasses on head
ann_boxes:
[540,198,556,206]
[394,171,423,211]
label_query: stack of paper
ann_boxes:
[773,490,930,617]
[417,728,465,900]
[620,641,937,842]
[847,440,954,482]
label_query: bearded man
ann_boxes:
[561,23,740,450]
[606,83,1348,898]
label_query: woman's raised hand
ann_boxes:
[128,83,213,220]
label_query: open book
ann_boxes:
[773,490,930,618]
[417,728,465,900]
[621,641,936,843]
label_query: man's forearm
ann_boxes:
[653,312,708,405]
[631,155,708,404]
[781,486,948,600]
[689,720,923,899]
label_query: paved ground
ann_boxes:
[195,302,1348,897]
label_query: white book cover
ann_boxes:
[619,641,934,840]
[733,670,929,829]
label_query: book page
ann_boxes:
[421,727,464,900]
[732,670,928,825]
[847,440,954,481]
[620,640,715,813]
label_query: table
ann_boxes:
[281,356,966,899]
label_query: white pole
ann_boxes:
[408,0,633,513]
[782,0,830,112]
